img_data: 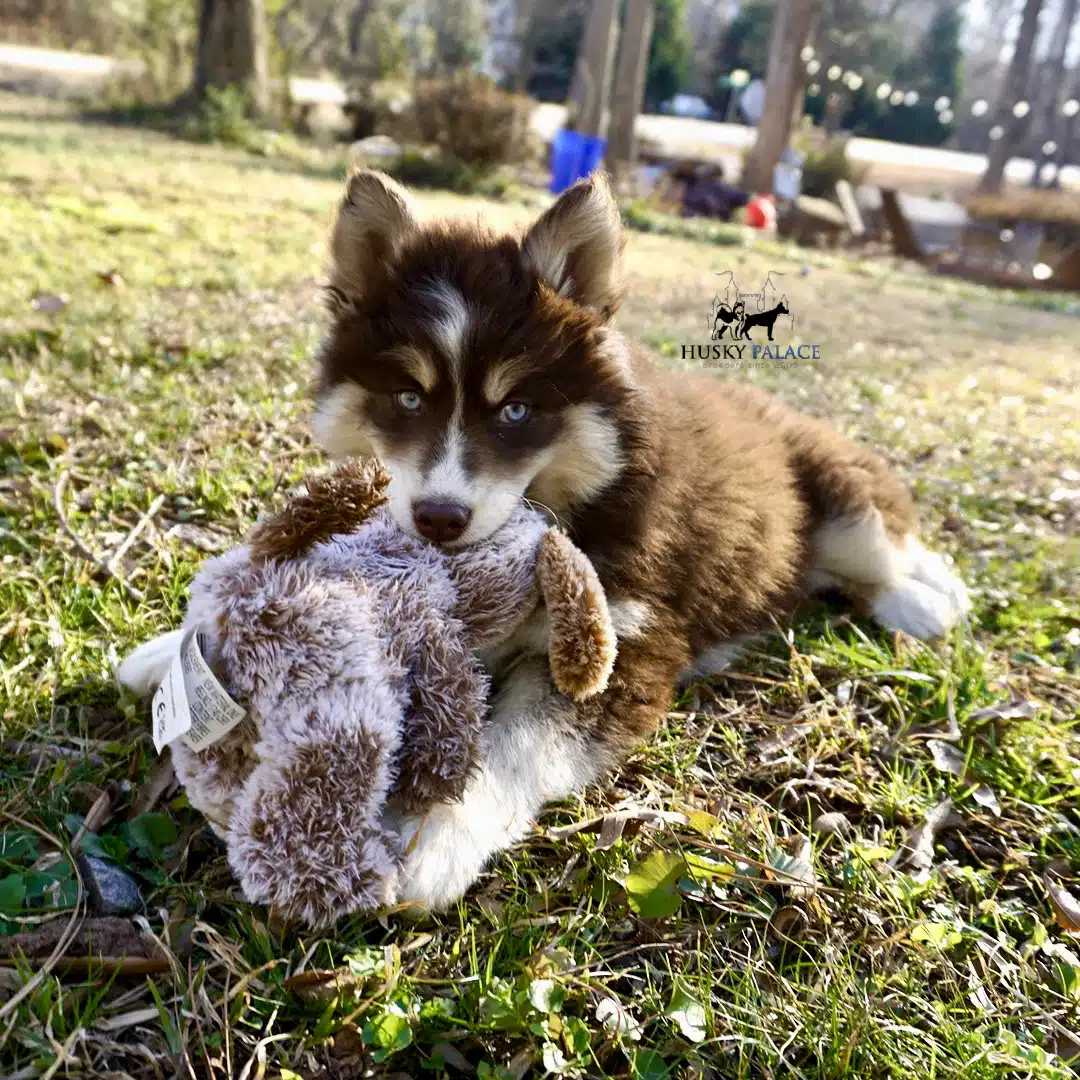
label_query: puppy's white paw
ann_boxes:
[116,629,184,697]
[907,541,971,617]
[872,578,960,639]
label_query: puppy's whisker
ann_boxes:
[522,496,563,531]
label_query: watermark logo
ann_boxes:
[683,270,820,367]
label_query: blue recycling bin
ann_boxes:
[550,129,607,194]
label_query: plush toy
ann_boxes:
[160,459,616,927]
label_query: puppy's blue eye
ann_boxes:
[500,402,530,424]
[396,390,423,413]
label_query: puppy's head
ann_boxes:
[313,168,634,547]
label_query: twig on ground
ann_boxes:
[105,493,166,575]
[52,471,144,602]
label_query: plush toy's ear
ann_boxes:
[536,530,617,701]
[248,457,390,563]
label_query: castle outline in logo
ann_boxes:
[681,270,820,366]
[710,270,792,342]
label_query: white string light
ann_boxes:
[795,55,1080,132]
[1042,139,1057,154]
[1033,263,1053,281]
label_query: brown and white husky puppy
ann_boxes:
[119,168,969,912]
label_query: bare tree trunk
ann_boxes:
[608,0,656,169]
[1030,0,1078,187]
[741,0,822,194]
[194,0,269,117]
[976,0,1045,195]
[569,0,621,136]
[1052,72,1080,189]
[511,0,539,91]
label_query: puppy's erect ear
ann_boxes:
[522,173,626,320]
[328,167,419,310]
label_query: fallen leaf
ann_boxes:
[83,790,113,835]
[769,840,817,897]
[164,522,232,553]
[595,996,643,1040]
[96,269,126,288]
[596,813,627,850]
[910,921,963,950]
[758,723,814,759]
[770,905,807,939]
[430,1042,474,1073]
[682,810,722,838]
[969,698,1039,722]
[506,1047,534,1080]
[94,1006,161,1032]
[129,753,177,819]
[972,786,1001,817]
[890,798,953,873]
[283,968,363,1004]
[528,977,564,1014]
[624,850,685,918]
[927,739,966,777]
[548,806,686,841]
[1045,875,1080,932]
[666,983,707,1043]
[30,292,68,313]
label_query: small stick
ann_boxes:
[106,493,165,574]
[52,471,144,602]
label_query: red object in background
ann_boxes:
[744,194,777,230]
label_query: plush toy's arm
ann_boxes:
[536,530,617,701]
[394,610,490,812]
[247,458,390,564]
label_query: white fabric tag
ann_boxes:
[151,632,193,752]
[151,628,245,753]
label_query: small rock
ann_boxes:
[810,811,852,837]
[76,855,143,916]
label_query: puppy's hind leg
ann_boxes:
[791,423,970,640]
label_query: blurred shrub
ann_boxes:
[796,137,869,200]
[408,75,535,171]
[387,149,517,197]
[181,86,261,149]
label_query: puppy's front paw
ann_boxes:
[393,799,513,913]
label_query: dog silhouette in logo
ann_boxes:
[711,299,745,340]
[740,300,789,342]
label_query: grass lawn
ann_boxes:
[2,94,1080,1079]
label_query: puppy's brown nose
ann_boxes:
[412,500,471,544]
